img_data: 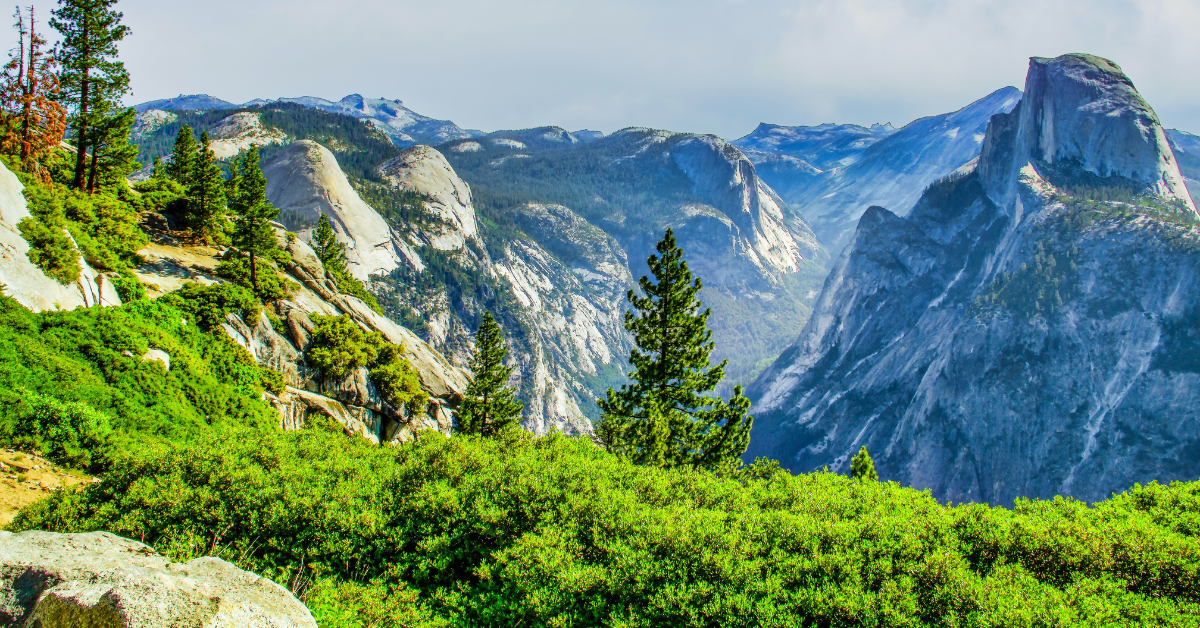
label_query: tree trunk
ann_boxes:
[87,135,99,194]
[71,19,90,190]
[250,250,258,291]
[18,11,30,163]
[72,75,89,190]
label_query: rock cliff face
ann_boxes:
[0,161,121,312]
[978,54,1194,215]
[206,112,288,160]
[263,141,407,281]
[748,54,1200,505]
[0,530,315,628]
[441,127,830,388]
[740,88,1021,255]
[132,226,469,444]
[1165,128,1200,204]
[375,145,481,253]
[369,144,635,434]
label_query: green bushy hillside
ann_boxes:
[11,425,1200,627]
[4,283,1197,626]
[0,290,278,468]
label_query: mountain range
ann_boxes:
[747,53,1200,504]
[124,61,1200,501]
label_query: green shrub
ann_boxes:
[17,163,147,274]
[215,253,295,302]
[265,310,286,335]
[159,281,260,330]
[12,430,1200,626]
[13,387,112,468]
[260,369,285,395]
[0,292,276,463]
[16,215,80,284]
[306,314,383,378]
[112,274,146,302]
[329,268,381,313]
[305,577,448,628]
[370,343,428,416]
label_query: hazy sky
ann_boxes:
[14,0,1200,138]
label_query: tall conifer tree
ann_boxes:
[188,131,226,242]
[311,213,347,276]
[86,103,137,191]
[164,124,197,186]
[50,0,130,191]
[850,446,878,482]
[598,228,753,471]
[459,311,523,436]
[229,146,278,291]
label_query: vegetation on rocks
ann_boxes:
[306,314,427,416]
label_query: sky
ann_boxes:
[12,0,1200,139]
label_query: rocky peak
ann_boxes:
[374,145,480,251]
[980,53,1195,214]
[669,134,812,277]
[206,112,288,160]
[263,140,404,281]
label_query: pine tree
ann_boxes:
[187,131,227,242]
[229,146,279,292]
[598,228,753,471]
[85,104,137,192]
[51,0,130,191]
[850,446,877,482]
[0,6,67,183]
[164,125,197,186]
[459,311,523,436]
[311,213,347,276]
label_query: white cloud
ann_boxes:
[13,0,1200,138]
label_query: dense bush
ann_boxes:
[11,387,112,468]
[11,429,1200,627]
[0,292,277,469]
[306,314,383,377]
[370,343,428,417]
[7,152,148,279]
[214,251,296,302]
[159,281,261,330]
[305,314,427,415]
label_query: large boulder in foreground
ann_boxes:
[0,530,315,628]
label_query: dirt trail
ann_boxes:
[0,450,93,526]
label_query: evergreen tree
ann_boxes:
[85,104,137,192]
[229,146,279,292]
[164,124,197,186]
[850,446,877,482]
[0,6,67,182]
[311,213,347,276]
[50,0,130,191]
[187,131,226,242]
[598,228,753,471]
[459,311,523,436]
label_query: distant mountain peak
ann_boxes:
[132,94,237,113]
[980,53,1196,214]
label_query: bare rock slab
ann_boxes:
[0,530,315,628]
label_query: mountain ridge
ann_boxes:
[747,54,1200,505]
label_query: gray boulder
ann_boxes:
[0,530,315,628]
